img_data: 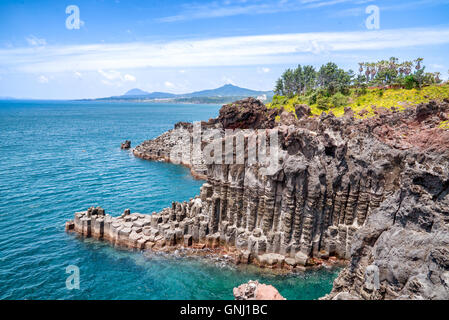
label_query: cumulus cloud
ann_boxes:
[98,70,136,85]
[164,81,175,88]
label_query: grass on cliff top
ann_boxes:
[439,120,449,130]
[268,83,449,119]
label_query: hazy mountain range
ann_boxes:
[91,84,274,104]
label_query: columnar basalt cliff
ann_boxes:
[67,98,449,299]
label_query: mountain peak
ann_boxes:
[124,88,149,96]
[108,84,273,102]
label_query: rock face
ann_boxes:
[323,164,449,300]
[233,280,286,300]
[68,98,449,299]
[133,121,218,179]
[217,97,279,129]
[121,140,131,149]
[132,98,282,179]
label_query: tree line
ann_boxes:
[274,58,443,100]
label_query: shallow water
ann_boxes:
[0,100,339,300]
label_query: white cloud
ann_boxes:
[333,0,447,18]
[164,81,175,88]
[98,70,136,85]
[157,0,372,22]
[38,75,49,83]
[74,71,82,78]
[124,74,136,82]
[98,69,122,80]
[26,35,46,47]
[3,27,449,73]
[258,67,271,73]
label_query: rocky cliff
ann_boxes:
[67,98,449,299]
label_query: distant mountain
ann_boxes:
[124,88,150,96]
[182,84,272,98]
[90,84,274,103]
[123,88,176,99]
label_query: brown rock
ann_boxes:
[121,140,131,149]
[233,280,285,300]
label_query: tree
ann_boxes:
[415,58,424,70]
[317,62,351,96]
[293,65,304,95]
[274,64,317,97]
[274,78,284,96]
[281,69,296,97]
[303,65,317,93]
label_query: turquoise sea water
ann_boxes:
[0,100,339,300]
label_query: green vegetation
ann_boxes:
[355,58,442,89]
[270,58,448,118]
[270,83,449,118]
[275,62,352,98]
[440,120,449,130]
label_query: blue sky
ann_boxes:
[0,0,448,99]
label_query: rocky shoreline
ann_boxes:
[67,98,449,299]
[66,206,346,272]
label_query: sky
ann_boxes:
[0,0,448,99]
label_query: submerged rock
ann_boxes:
[121,140,131,149]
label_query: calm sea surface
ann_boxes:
[0,100,339,300]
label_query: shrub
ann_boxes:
[331,92,349,107]
[403,75,418,89]
[355,86,368,97]
[316,95,332,110]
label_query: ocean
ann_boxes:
[0,100,339,300]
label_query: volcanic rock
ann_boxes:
[121,140,131,149]
[233,280,286,300]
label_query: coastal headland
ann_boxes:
[67,97,449,299]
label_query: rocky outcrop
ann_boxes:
[132,98,281,179]
[133,121,219,179]
[68,98,449,299]
[217,97,279,129]
[233,280,286,300]
[121,140,131,149]
[323,159,449,300]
